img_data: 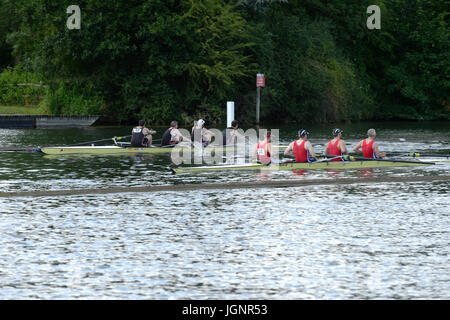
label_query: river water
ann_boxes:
[0,121,449,299]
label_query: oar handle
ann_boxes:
[113,135,132,141]
[319,154,356,161]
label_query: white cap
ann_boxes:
[197,119,205,126]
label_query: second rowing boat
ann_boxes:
[171,158,435,173]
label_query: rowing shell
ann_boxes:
[39,144,267,155]
[40,145,179,155]
[171,159,435,173]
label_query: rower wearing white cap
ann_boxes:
[284,129,317,162]
[324,128,348,161]
[191,119,213,147]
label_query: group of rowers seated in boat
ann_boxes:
[256,128,386,164]
[131,119,386,163]
[130,119,244,149]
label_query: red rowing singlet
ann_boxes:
[256,141,271,164]
[293,140,309,162]
[362,139,376,158]
[327,138,342,161]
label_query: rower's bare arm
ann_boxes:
[324,145,329,155]
[173,129,191,142]
[353,141,362,153]
[283,142,294,156]
[206,129,217,142]
[306,141,316,158]
[373,142,386,158]
[340,140,348,154]
[143,128,155,136]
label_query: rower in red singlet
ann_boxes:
[253,131,272,164]
[324,128,348,161]
[254,131,272,164]
[284,129,317,162]
[353,128,386,159]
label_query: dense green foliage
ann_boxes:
[0,0,448,123]
[0,66,45,105]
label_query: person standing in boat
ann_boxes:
[161,121,190,147]
[324,128,348,161]
[283,129,317,163]
[253,131,272,164]
[353,128,386,159]
[131,120,156,147]
[222,120,244,146]
[191,119,213,147]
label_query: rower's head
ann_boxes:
[333,128,343,138]
[231,120,239,129]
[170,120,178,129]
[367,128,376,138]
[261,130,272,142]
[138,119,146,127]
[197,119,205,128]
[298,129,309,139]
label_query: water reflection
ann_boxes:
[0,182,448,299]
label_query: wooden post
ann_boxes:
[256,87,261,125]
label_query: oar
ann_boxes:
[341,156,435,164]
[315,155,345,162]
[317,154,348,159]
[69,135,132,146]
[157,144,175,148]
[300,154,417,162]
[387,152,450,158]
[320,152,450,159]
[0,135,134,152]
[277,156,342,164]
[283,155,434,165]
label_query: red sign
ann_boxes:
[256,73,265,87]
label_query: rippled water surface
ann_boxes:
[0,122,449,299]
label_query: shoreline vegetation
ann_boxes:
[0,1,448,125]
[0,105,50,115]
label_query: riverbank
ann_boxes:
[0,114,99,128]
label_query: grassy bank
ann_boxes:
[0,104,49,115]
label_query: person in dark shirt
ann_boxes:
[161,121,190,146]
[222,120,243,146]
[131,120,156,147]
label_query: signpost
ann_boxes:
[256,73,265,125]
